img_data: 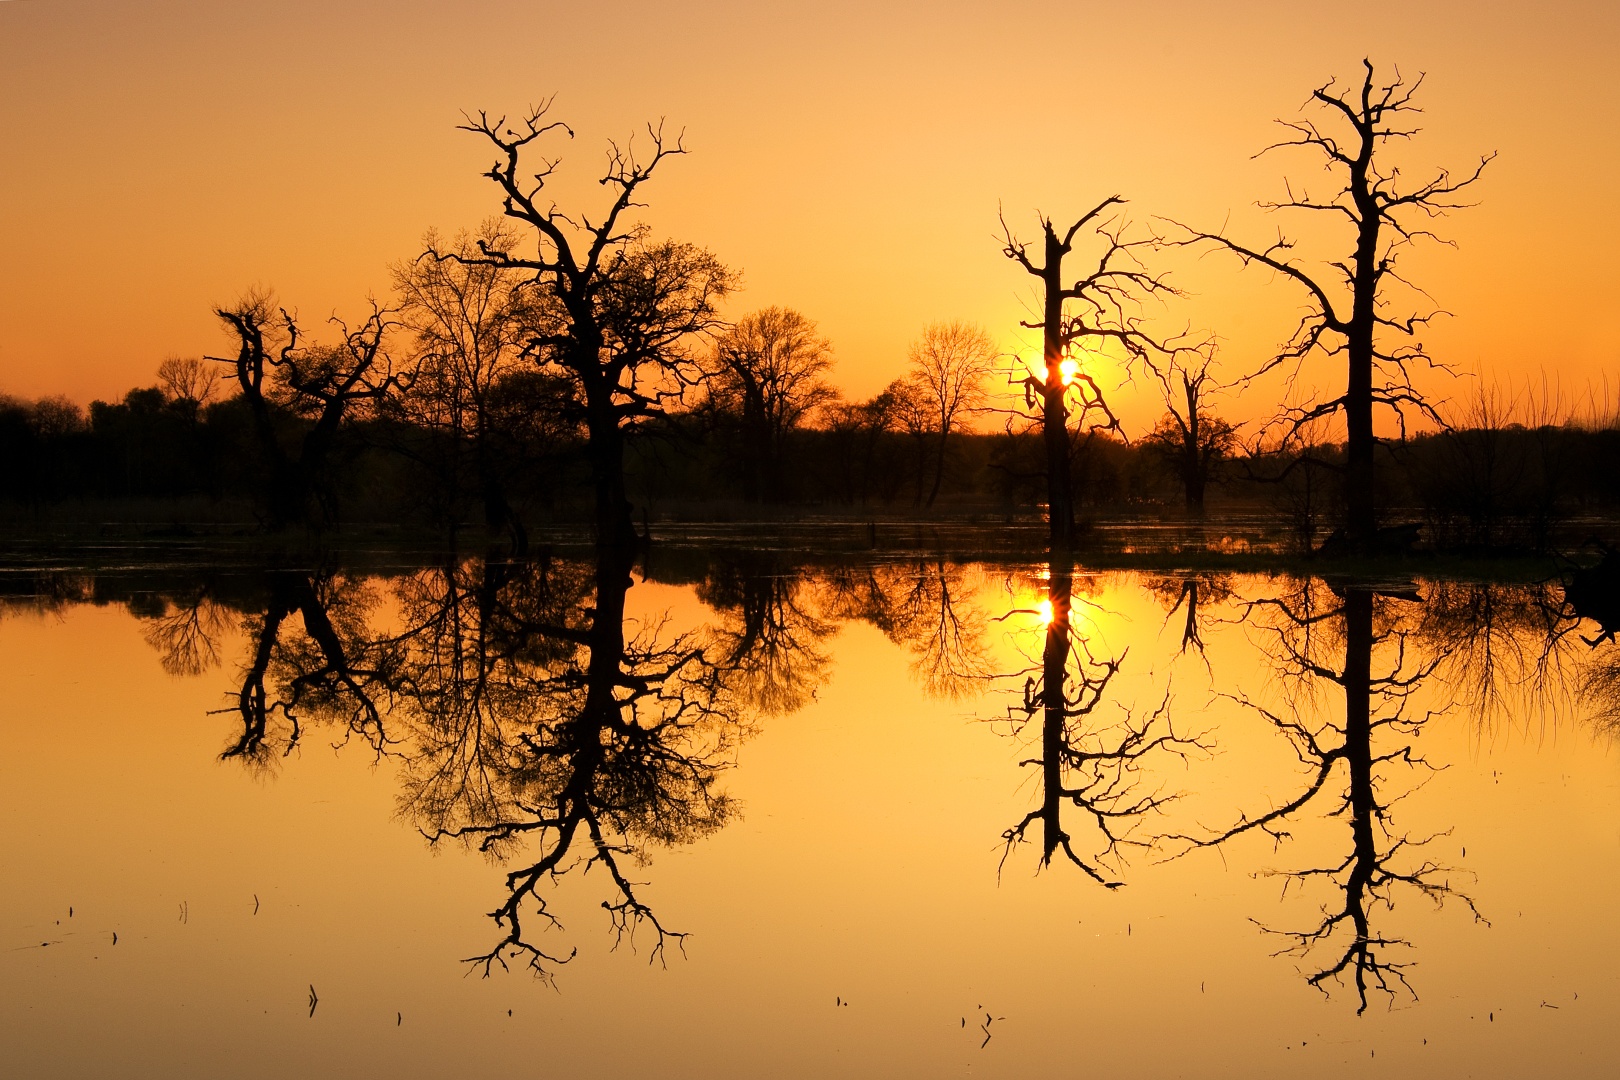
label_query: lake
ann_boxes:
[3,540,1618,1077]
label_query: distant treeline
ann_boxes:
[5,379,1620,554]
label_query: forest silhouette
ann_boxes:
[3,62,1618,561]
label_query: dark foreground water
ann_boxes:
[3,542,1618,1078]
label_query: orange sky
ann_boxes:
[1,0,1616,436]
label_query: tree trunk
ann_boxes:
[1344,160,1382,553]
[926,429,948,508]
[1042,228,1074,550]
[583,372,636,553]
[1182,379,1205,512]
[1344,350,1375,550]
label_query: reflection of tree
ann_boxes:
[219,569,398,766]
[389,552,589,836]
[1413,579,1573,727]
[822,558,994,699]
[1563,551,1620,734]
[1000,558,1199,885]
[1143,573,1234,657]
[413,544,746,980]
[148,540,749,981]
[142,589,233,676]
[699,553,834,715]
[1175,581,1482,1013]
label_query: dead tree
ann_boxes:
[1002,200,1177,549]
[451,103,733,550]
[212,293,404,530]
[1179,61,1492,552]
[1143,345,1239,511]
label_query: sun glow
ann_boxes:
[1059,357,1080,386]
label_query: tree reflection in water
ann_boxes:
[1000,556,1202,886]
[1174,580,1484,1013]
[150,546,752,982]
[407,544,748,978]
[124,545,1620,999]
[1144,572,1234,659]
[821,556,994,699]
[1415,579,1575,730]
[161,567,400,767]
[699,552,834,716]
[1563,550,1620,733]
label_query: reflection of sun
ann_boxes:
[1015,594,1092,634]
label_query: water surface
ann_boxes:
[3,547,1618,1077]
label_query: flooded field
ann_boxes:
[4,543,1619,1078]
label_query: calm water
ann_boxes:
[3,546,1619,1078]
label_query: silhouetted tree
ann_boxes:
[904,321,998,507]
[156,356,218,409]
[1143,346,1239,511]
[452,104,734,548]
[1001,200,1175,548]
[705,306,836,502]
[1181,61,1492,552]
[211,292,404,529]
[393,220,549,543]
[819,386,901,505]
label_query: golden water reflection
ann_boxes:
[3,550,1620,1076]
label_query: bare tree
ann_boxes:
[705,306,836,502]
[905,321,998,507]
[156,356,218,406]
[211,291,405,530]
[1179,61,1493,552]
[450,103,734,549]
[1001,200,1177,549]
[1143,346,1239,511]
[393,220,545,543]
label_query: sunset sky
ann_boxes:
[2,0,1615,434]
